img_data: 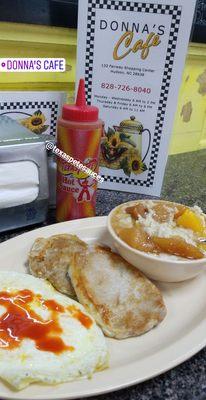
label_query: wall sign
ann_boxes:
[77,0,196,195]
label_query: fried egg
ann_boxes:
[0,272,108,390]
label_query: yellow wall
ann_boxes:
[169,43,206,154]
[0,22,205,154]
[0,22,76,100]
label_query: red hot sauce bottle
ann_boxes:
[56,79,103,221]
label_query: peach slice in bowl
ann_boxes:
[107,200,206,283]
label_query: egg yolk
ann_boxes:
[0,289,92,354]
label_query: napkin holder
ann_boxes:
[0,115,50,232]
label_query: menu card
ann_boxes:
[0,92,66,136]
[76,0,196,195]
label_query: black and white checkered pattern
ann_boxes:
[147,6,181,187]
[0,101,58,136]
[101,175,148,186]
[85,0,182,187]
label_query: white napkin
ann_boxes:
[0,161,39,209]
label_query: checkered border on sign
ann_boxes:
[85,0,182,187]
[0,100,58,136]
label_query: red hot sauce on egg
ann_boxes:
[0,289,92,354]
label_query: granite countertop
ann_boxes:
[1,149,206,400]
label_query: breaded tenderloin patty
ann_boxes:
[69,245,166,339]
[29,234,87,297]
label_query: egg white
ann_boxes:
[0,272,108,390]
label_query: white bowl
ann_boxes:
[107,200,206,283]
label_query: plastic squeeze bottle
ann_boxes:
[56,79,103,221]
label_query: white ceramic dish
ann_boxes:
[0,216,206,400]
[108,200,206,283]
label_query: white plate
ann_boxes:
[0,216,206,400]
